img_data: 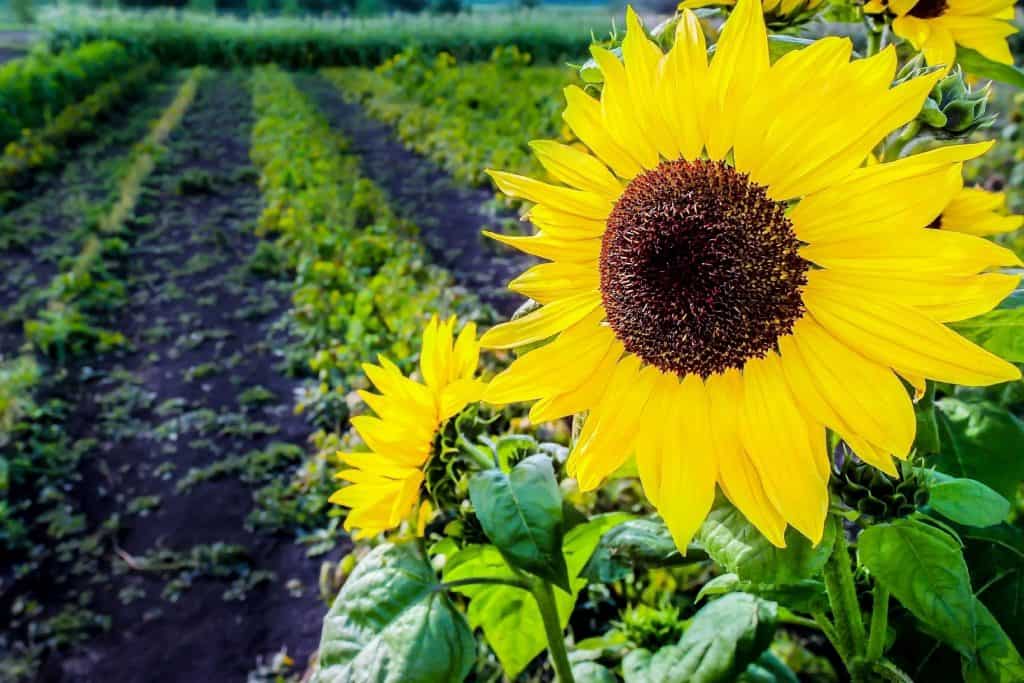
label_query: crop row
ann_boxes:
[0,41,135,149]
[1,71,199,565]
[250,65,486,392]
[325,46,573,189]
[42,6,611,68]
[0,58,160,208]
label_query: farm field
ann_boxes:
[3,3,1024,683]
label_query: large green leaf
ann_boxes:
[952,289,1024,362]
[963,524,1024,651]
[469,454,570,590]
[317,542,475,683]
[697,573,828,615]
[443,513,632,678]
[623,593,777,683]
[581,517,684,583]
[858,519,978,658]
[963,602,1024,683]
[921,470,1010,528]
[955,47,1024,89]
[697,498,835,585]
[934,398,1024,500]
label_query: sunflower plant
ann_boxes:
[312,2,1024,682]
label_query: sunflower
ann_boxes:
[936,186,1023,236]
[330,316,483,539]
[481,0,1021,550]
[864,0,1017,70]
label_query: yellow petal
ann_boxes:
[622,6,677,160]
[569,357,658,490]
[508,261,600,304]
[658,9,708,160]
[479,292,603,349]
[804,277,1022,387]
[485,309,612,404]
[740,353,829,544]
[812,268,1020,323]
[790,142,993,243]
[562,85,643,180]
[487,170,612,220]
[801,227,1022,276]
[780,317,915,469]
[706,369,788,548]
[484,230,602,263]
[705,0,769,160]
[529,339,624,423]
[530,140,623,199]
[941,187,1023,236]
[636,373,718,550]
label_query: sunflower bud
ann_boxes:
[676,0,825,29]
[832,451,929,520]
[900,57,997,137]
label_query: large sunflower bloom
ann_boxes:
[864,0,1017,70]
[936,186,1023,236]
[330,316,483,539]
[481,0,1021,550]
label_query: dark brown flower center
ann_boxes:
[600,159,809,379]
[909,0,947,19]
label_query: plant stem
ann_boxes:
[867,583,890,662]
[531,579,576,683]
[441,576,530,591]
[822,516,868,680]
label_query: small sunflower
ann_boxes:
[864,0,1017,70]
[482,0,1021,550]
[330,316,483,539]
[936,186,1023,236]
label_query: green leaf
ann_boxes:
[572,661,618,683]
[858,518,978,659]
[962,523,1024,651]
[934,398,1024,500]
[955,47,1024,89]
[444,513,632,678]
[469,454,570,590]
[623,593,777,683]
[697,573,828,615]
[921,470,1010,528]
[740,650,800,683]
[767,35,814,62]
[581,517,685,583]
[951,289,1024,362]
[317,542,475,683]
[697,498,835,585]
[963,602,1024,683]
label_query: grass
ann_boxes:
[41,5,615,67]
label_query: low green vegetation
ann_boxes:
[327,45,574,187]
[42,6,613,68]
[0,40,134,147]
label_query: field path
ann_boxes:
[296,73,533,315]
[24,73,330,682]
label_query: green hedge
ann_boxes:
[42,7,612,68]
[0,40,134,148]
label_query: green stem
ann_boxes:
[822,516,868,680]
[531,579,576,683]
[813,612,847,663]
[867,584,890,662]
[864,23,881,57]
[457,433,495,470]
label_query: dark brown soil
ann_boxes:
[16,72,338,683]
